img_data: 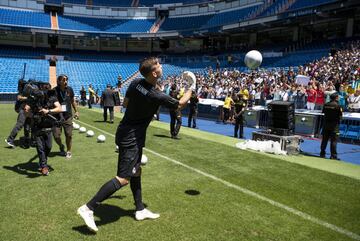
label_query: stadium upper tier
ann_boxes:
[0,8,50,28]
[57,15,155,33]
[139,0,210,7]
[287,0,338,11]
[0,0,339,33]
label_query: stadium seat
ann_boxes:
[339,124,347,138]
[345,125,360,140]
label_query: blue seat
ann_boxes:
[345,125,360,140]
[339,124,347,137]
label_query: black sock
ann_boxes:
[130,176,144,211]
[87,178,122,211]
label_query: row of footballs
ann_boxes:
[72,122,148,165]
[73,123,106,142]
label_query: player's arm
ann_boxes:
[40,101,62,115]
[122,97,129,108]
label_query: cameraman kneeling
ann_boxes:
[32,89,62,176]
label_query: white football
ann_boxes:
[97,134,106,142]
[244,50,262,69]
[86,130,94,137]
[141,154,148,165]
[73,123,80,130]
[182,71,196,85]
[79,127,86,133]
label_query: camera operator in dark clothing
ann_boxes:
[52,75,78,159]
[101,84,116,123]
[169,84,182,139]
[188,90,199,128]
[77,57,195,232]
[32,88,62,175]
[5,80,32,148]
[234,93,247,139]
[320,93,343,160]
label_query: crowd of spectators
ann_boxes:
[161,40,360,113]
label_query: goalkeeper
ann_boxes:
[77,57,196,232]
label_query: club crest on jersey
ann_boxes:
[136,84,149,96]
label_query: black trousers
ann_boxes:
[8,109,31,141]
[223,108,230,122]
[34,130,52,168]
[103,106,114,122]
[234,116,244,138]
[170,110,182,137]
[320,130,338,158]
[188,108,197,128]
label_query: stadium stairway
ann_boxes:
[49,66,57,88]
[150,16,165,33]
[132,0,139,7]
[51,11,59,30]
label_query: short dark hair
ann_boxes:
[330,93,338,101]
[57,74,68,84]
[139,57,159,78]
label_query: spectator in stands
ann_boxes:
[347,89,360,112]
[315,84,325,110]
[100,84,116,123]
[324,85,337,103]
[53,75,78,159]
[293,85,306,109]
[338,84,347,111]
[306,84,316,110]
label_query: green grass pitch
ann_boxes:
[1,104,360,241]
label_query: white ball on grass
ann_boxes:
[86,130,94,137]
[73,123,80,130]
[97,134,106,143]
[79,127,86,133]
[141,154,148,165]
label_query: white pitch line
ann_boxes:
[76,119,360,240]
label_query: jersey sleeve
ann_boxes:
[148,88,179,109]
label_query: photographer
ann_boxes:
[5,80,32,148]
[26,83,62,175]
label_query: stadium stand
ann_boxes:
[0,57,49,93]
[139,0,210,7]
[0,7,50,28]
[287,0,338,11]
[57,15,155,33]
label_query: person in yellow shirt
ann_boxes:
[223,93,234,123]
[239,87,249,100]
[88,84,97,109]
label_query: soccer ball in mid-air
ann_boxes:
[79,127,87,133]
[141,154,148,165]
[86,130,94,137]
[244,50,262,69]
[97,134,106,143]
[182,71,196,90]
